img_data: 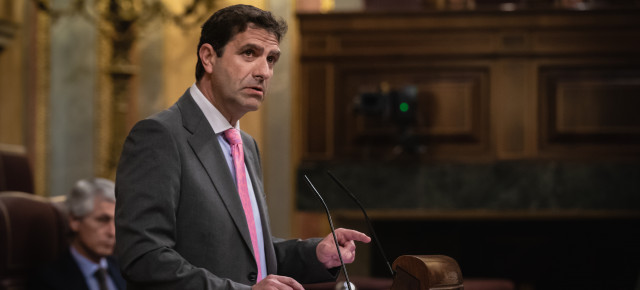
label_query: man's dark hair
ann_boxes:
[195,4,288,81]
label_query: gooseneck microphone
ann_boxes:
[303,175,353,290]
[327,170,396,278]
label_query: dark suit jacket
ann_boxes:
[115,90,336,290]
[28,248,126,290]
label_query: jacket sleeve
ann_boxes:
[274,238,339,283]
[114,118,251,290]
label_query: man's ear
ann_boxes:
[199,43,216,74]
[69,216,80,233]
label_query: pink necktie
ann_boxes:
[224,128,262,282]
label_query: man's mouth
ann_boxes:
[245,86,264,96]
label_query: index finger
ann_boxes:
[335,228,371,243]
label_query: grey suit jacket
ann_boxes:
[115,90,336,289]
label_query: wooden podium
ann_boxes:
[391,255,463,290]
[303,255,463,290]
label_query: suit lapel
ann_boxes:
[107,257,126,290]
[59,249,91,290]
[177,91,255,257]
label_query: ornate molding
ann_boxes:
[34,9,50,196]
[0,19,17,53]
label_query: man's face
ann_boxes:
[70,197,116,263]
[209,25,281,122]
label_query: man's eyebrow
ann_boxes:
[269,49,281,58]
[238,43,281,57]
[238,43,263,53]
[96,213,114,219]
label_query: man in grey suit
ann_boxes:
[115,4,370,290]
[30,178,126,290]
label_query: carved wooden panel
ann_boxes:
[539,66,640,156]
[334,64,490,159]
[298,10,640,161]
[301,63,332,160]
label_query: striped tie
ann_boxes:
[94,268,109,290]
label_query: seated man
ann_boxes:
[29,178,126,290]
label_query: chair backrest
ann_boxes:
[0,147,34,193]
[0,192,69,290]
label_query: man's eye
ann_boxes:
[267,56,275,63]
[243,50,254,57]
[96,216,112,223]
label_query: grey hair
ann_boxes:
[65,177,115,218]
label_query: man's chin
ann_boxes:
[98,247,114,257]
[244,94,264,108]
[243,102,261,112]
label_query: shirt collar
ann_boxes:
[70,245,109,279]
[189,83,240,134]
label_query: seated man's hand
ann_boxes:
[316,228,371,269]
[252,274,304,290]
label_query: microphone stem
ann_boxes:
[327,171,396,277]
[304,175,353,290]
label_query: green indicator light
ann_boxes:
[399,102,409,112]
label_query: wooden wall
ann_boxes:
[295,9,640,287]
[297,9,640,163]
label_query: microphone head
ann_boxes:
[335,281,356,290]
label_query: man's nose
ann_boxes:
[107,220,116,236]
[253,58,272,80]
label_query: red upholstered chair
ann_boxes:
[0,148,34,193]
[0,192,69,290]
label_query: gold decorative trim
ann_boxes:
[95,10,114,180]
[35,5,50,197]
[320,0,335,13]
